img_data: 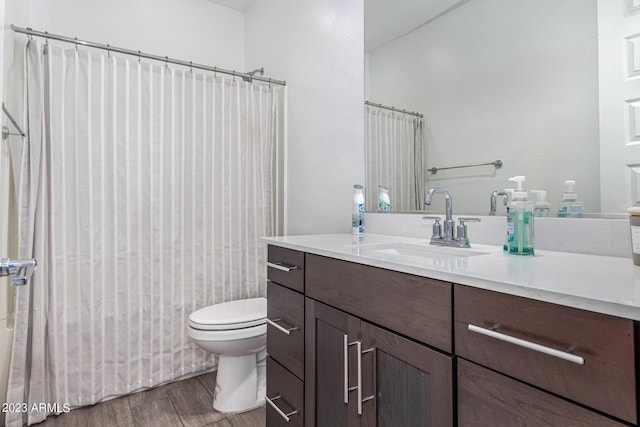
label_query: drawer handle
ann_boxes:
[266,318,298,335]
[468,324,585,365]
[265,395,298,422]
[267,261,299,273]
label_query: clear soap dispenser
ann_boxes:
[503,176,535,256]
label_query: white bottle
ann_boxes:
[557,180,583,218]
[530,190,550,217]
[377,185,391,212]
[352,184,365,235]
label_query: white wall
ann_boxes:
[367,0,600,215]
[245,0,365,235]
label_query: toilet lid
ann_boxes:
[188,297,267,331]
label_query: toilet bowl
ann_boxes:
[187,297,267,413]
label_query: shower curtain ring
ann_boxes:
[107,44,111,58]
[189,61,193,73]
[165,56,169,69]
[138,50,141,63]
[44,31,49,45]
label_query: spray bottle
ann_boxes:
[352,184,365,235]
[503,176,535,256]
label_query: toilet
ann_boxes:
[187,297,267,413]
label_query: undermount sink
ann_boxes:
[346,241,490,262]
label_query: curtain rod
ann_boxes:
[365,101,423,118]
[11,25,286,86]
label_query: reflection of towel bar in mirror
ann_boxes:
[428,160,503,175]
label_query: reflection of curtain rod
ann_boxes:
[428,160,503,175]
[365,101,423,118]
[2,102,26,140]
[11,25,286,86]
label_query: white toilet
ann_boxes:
[187,297,267,413]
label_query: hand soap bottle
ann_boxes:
[530,190,550,217]
[503,176,535,256]
[557,180,583,217]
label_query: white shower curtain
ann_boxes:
[365,105,425,211]
[7,39,281,426]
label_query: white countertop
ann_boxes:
[262,233,640,321]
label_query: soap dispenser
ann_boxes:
[504,176,535,256]
[530,190,550,217]
[377,185,391,212]
[557,180,583,218]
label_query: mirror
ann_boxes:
[365,0,625,215]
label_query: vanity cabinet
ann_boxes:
[455,284,636,425]
[266,246,305,426]
[265,243,640,427]
[304,254,454,427]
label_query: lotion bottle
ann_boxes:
[352,184,365,235]
[503,176,535,256]
[557,180,583,218]
[377,185,391,212]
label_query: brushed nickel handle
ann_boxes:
[265,395,298,422]
[359,346,375,415]
[468,324,584,365]
[343,335,349,404]
[355,341,363,415]
[266,261,298,272]
[266,318,298,335]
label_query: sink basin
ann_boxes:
[346,241,490,262]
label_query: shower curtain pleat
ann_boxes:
[7,40,280,426]
[365,106,425,211]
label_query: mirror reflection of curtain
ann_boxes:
[365,105,425,211]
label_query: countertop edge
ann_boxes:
[262,235,640,321]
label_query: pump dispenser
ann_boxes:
[530,190,550,217]
[558,180,583,217]
[352,184,365,235]
[503,176,535,255]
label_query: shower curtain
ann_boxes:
[6,39,281,426]
[365,105,425,211]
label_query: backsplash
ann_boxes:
[365,213,632,258]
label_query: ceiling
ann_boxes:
[365,0,469,52]
[205,0,469,52]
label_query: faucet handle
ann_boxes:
[422,216,442,240]
[456,217,481,247]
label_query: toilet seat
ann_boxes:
[188,297,266,331]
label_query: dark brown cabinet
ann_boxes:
[266,247,305,426]
[266,244,640,427]
[305,255,454,427]
[458,359,627,427]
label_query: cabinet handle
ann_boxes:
[343,335,349,404]
[266,261,299,272]
[355,341,363,415]
[265,395,298,422]
[266,318,298,335]
[468,324,585,365]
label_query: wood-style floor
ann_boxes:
[34,372,265,427]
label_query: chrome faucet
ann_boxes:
[0,258,37,286]
[425,188,455,240]
[490,190,510,215]
[424,188,480,248]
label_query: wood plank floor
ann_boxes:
[34,372,265,427]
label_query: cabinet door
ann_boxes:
[458,359,627,427]
[360,321,453,427]
[305,299,360,427]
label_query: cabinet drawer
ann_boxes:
[306,254,452,353]
[266,357,304,427]
[268,246,305,292]
[267,281,304,379]
[458,359,627,427]
[455,285,636,424]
